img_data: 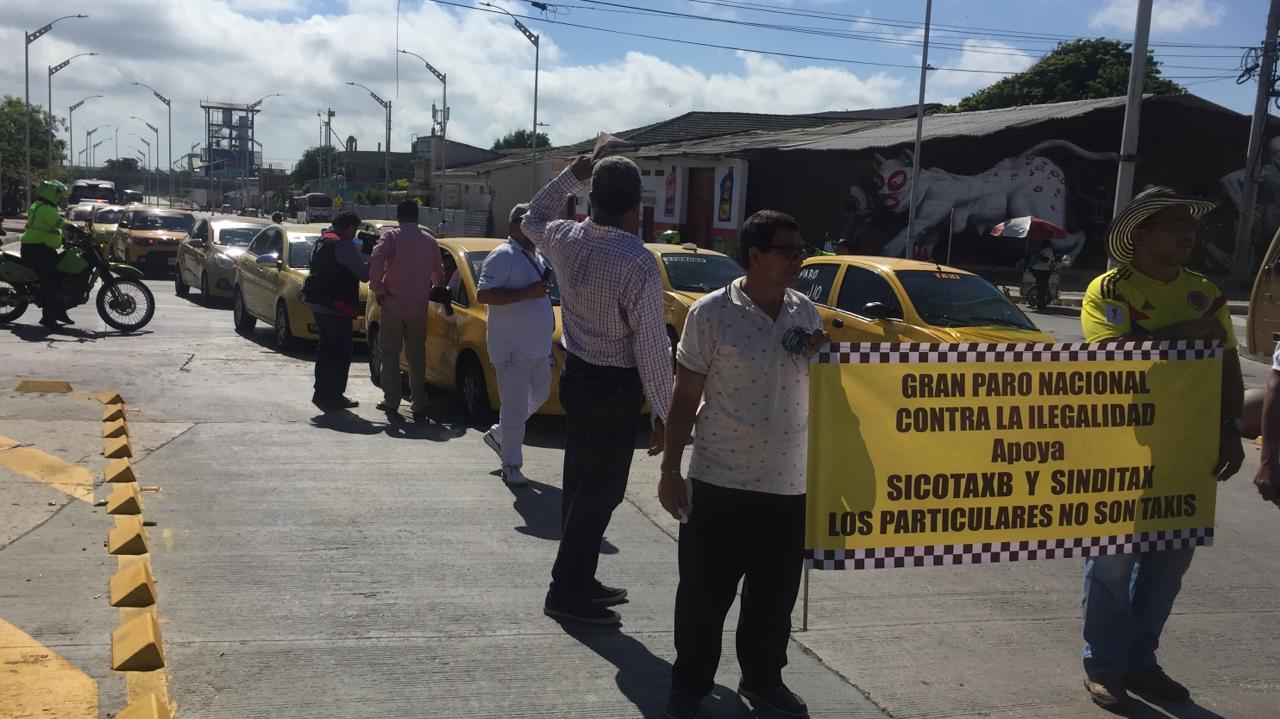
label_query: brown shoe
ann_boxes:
[1084,673,1133,714]
[1124,666,1190,704]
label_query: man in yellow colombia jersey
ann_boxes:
[1078,186,1245,713]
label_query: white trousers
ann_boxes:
[490,355,552,466]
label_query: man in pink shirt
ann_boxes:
[369,199,445,422]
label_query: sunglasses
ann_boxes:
[764,244,809,260]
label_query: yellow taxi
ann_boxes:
[231,223,370,350]
[365,237,566,421]
[794,256,1054,343]
[65,203,97,231]
[86,204,125,244]
[110,205,196,274]
[644,243,743,352]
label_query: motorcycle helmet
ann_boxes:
[36,179,68,206]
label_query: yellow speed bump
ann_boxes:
[15,379,74,393]
[109,561,157,608]
[102,403,127,422]
[115,693,172,719]
[105,458,137,484]
[111,613,165,672]
[102,419,129,439]
[106,484,142,515]
[108,517,149,555]
[104,436,133,459]
[96,391,124,405]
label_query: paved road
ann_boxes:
[1,285,1277,718]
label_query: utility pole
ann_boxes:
[1229,0,1280,289]
[1113,0,1154,223]
[24,14,88,205]
[904,0,933,260]
[482,3,540,196]
[346,83,391,200]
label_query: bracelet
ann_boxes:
[661,469,682,476]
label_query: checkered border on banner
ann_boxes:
[806,528,1214,570]
[815,340,1221,365]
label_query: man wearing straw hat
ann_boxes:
[1079,186,1245,713]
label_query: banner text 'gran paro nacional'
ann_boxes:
[806,341,1221,570]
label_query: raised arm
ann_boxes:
[521,156,592,249]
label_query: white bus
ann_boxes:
[300,193,334,223]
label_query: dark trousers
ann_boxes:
[21,244,60,318]
[671,479,806,698]
[549,353,644,598]
[313,312,353,402]
[1032,269,1052,306]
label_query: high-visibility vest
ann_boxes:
[20,201,67,249]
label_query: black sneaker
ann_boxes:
[333,396,359,409]
[665,688,701,719]
[311,395,335,411]
[1085,673,1134,714]
[55,313,75,325]
[589,581,628,606]
[1124,666,1190,704]
[543,593,620,626]
[738,682,808,717]
[376,401,402,421]
[38,317,60,329]
[411,409,429,423]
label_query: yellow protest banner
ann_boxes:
[806,341,1221,570]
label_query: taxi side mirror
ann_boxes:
[255,253,280,267]
[862,302,893,320]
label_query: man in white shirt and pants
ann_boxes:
[476,204,554,487]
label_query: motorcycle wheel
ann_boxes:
[96,278,156,333]
[0,281,29,323]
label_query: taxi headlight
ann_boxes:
[212,253,235,268]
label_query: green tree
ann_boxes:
[945,39,1185,113]
[389,178,411,191]
[104,157,140,172]
[290,145,338,186]
[492,129,551,151]
[0,95,68,197]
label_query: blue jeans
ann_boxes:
[1082,547,1195,675]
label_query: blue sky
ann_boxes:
[0,0,1266,168]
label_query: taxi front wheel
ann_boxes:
[457,355,492,423]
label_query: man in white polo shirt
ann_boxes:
[476,203,554,487]
[659,209,828,719]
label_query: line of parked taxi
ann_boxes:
[149,211,1049,421]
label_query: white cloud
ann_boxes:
[0,0,908,170]
[1089,0,1225,33]
[930,39,1036,100]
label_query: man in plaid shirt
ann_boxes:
[523,155,671,625]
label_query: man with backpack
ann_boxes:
[303,212,369,412]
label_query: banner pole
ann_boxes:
[801,564,810,632]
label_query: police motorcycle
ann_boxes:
[0,219,155,333]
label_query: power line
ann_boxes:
[429,0,1021,74]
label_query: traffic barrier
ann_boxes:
[104,436,133,459]
[115,693,172,719]
[108,517,149,555]
[111,613,165,671]
[102,419,129,438]
[106,484,143,515]
[109,561,157,607]
[102,404,127,422]
[96,391,124,404]
[105,458,137,484]
[14,380,74,393]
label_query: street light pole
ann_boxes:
[47,52,97,166]
[481,3,540,195]
[24,14,88,206]
[132,82,172,207]
[86,125,107,169]
[346,81,392,200]
[400,50,448,208]
[68,94,102,173]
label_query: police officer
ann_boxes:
[20,180,74,328]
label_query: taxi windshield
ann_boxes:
[288,235,321,268]
[661,253,742,293]
[217,227,261,247]
[895,270,1036,330]
[134,213,195,232]
[68,207,93,221]
[93,209,122,224]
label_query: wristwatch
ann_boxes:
[1223,417,1246,436]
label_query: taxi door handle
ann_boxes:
[831,318,844,329]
